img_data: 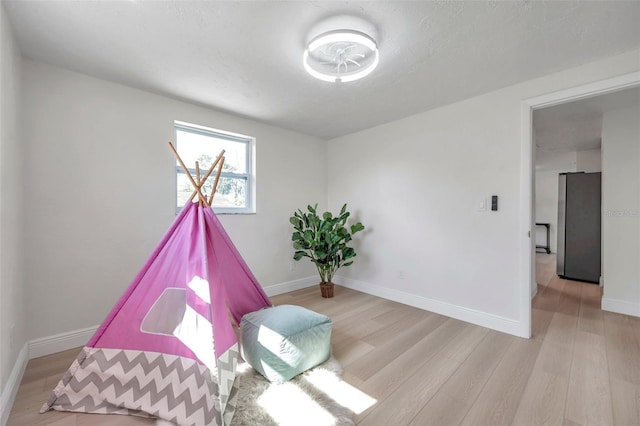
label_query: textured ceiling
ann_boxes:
[4,1,640,139]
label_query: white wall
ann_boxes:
[328,49,640,335]
[22,60,327,341]
[602,103,640,316]
[576,148,602,172]
[534,172,560,253]
[535,149,577,173]
[534,151,577,254]
[0,2,24,394]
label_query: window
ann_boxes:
[175,121,254,214]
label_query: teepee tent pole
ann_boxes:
[189,150,225,203]
[168,142,227,208]
[168,142,208,205]
[209,156,225,205]
[195,161,203,207]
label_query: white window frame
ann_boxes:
[174,121,255,214]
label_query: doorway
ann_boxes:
[520,71,640,337]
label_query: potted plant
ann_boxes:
[290,204,365,298]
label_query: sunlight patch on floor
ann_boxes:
[236,361,253,374]
[258,382,336,426]
[304,368,377,414]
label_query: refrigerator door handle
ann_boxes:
[557,173,567,277]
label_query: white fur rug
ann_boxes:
[231,356,354,426]
[155,357,355,426]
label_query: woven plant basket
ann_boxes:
[320,282,334,298]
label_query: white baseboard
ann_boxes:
[28,325,97,359]
[24,277,318,360]
[263,276,317,297]
[601,297,640,317]
[0,344,28,426]
[335,276,526,338]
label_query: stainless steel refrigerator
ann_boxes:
[557,172,601,283]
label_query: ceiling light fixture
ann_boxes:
[303,30,379,83]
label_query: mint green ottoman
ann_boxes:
[240,305,332,384]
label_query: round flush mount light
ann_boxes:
[303,30,379,83]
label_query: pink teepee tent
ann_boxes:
[41,146,271,425]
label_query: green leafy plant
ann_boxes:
[290,203,365,283]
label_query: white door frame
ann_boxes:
[519,71,640,338]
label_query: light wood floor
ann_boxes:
[8,254,640,425]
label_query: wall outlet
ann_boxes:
[289,261,296,272]
[397,270,405,280]
[478,199,487,212]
